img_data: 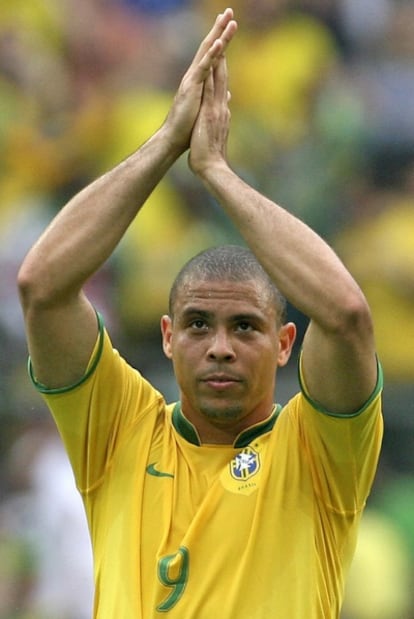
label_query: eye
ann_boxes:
[235,321,253,332]
[189,318,208,330]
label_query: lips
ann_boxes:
[201,373,242,389]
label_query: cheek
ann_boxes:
[170,339,197,373]
[174,332,206,357]
[256,352,277,373]
[171,354,198,397]
[254,345,279,376]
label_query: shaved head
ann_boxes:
[169,245,287,326]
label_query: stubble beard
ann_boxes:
[199,400,245,426]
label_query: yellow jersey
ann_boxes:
[31,317,383,619]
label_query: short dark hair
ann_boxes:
[169,245,287,325]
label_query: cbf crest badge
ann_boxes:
[230,446,260,480]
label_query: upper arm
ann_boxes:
[22,291,100,390]
[301,310,379,415]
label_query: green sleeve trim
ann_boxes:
[28,311,105,394]
[298,353,383,419]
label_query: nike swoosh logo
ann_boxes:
[146,463,174,478]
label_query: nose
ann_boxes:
[206,329,236,362]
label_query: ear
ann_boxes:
[277,322,297,367]
[160,315,173,359]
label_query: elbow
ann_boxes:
[17,256,57,312]
[334,290,374,339]
[320,282,374,339]
[18,254,82,314]
[17,259,44,311]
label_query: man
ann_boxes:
[18,7,383,618]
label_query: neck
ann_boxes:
[174,403,278,446]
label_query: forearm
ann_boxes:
[19,126,181,305]
[188,46,377,413]
[188,53,367,333]
[19,6,238,308]
[198,162,367,331]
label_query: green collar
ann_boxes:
[171,403,282,448]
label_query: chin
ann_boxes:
[200,402,245,424]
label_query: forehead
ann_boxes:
[173,278,274,315]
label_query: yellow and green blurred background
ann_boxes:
[1,1,413,617]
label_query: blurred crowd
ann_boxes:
[0,0,413,617]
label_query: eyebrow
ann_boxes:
[180,308,213,320]
[232,313,267,327]
[180,307,266,324]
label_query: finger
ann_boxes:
[197,39,223,77]
[182,11,237,93]
[213,55,228,104]
[196,20,236,84]
[194,9,233,63]
[200,68,215,108]
[218,18,238,55]
[193,10,237,68]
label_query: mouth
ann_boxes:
[201,374,242,390]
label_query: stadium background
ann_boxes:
[0,0,413,617]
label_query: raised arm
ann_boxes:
[189,56,378,414]
[17,9,238,390]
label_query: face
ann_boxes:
[161,278,296,440]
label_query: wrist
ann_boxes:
[156,123,189,162]
[193,158,232,187]
[190,147,228,175]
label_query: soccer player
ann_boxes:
[17,7,383,618]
